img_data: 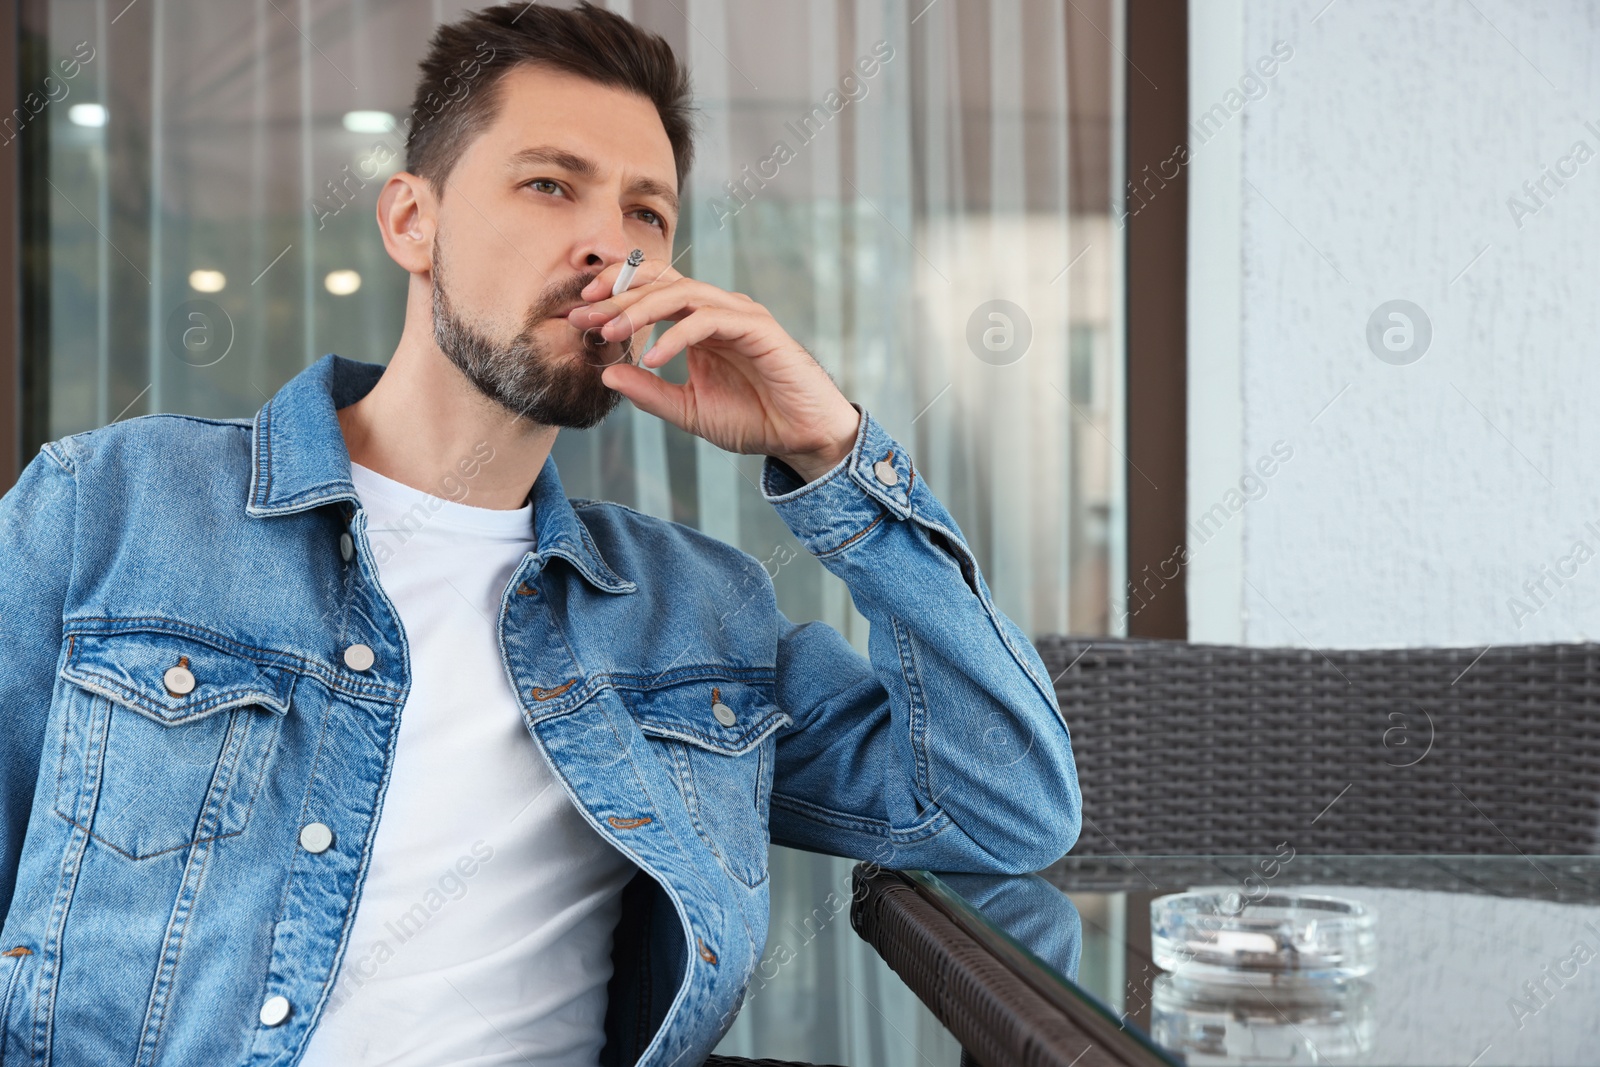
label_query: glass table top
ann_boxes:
[912,855,1600,1066]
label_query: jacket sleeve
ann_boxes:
[0,443,77,924]
[761,404,1080,875]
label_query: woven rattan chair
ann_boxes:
[1035,636,1600,855]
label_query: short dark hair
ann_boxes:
[405,2,697,199]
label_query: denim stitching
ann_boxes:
[51,813,244,862]
[753,738,775,881]
[49,684,79,831]
[40,442,73,474]
[605,665,775,691]
[254,402,273,506]
[0,948,30,1065]
[266,676,365,1053]
[814,513,885,559]
[640,730,773,888]
[632,709,791,756]
[770,790,951,841]
[759,436,864,504]
[55,671,290,724]
[191,707,252,845]
[533,704,728,1018]
[891,616,934,802]
[33,721,103,1065]
[50,687,108,843]
[62,618,404,703]
[137,807,226,1066]
[228,702,288,834]
[50,683,283,860]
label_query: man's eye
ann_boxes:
[528,179,562,195]
[636,209,666,231]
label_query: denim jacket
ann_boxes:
[0,353,1080,1066]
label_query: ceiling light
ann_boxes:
[342,110,395,134]
[189,269,226,293]
[325,269,361,295]
[69,103,107,127]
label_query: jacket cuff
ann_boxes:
[761,403,918,557]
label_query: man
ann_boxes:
[0,3,1080,1065]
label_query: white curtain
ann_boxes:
[40,0,1119,1061]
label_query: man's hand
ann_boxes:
[568,258,860,484]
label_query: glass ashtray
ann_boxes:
[1151,890,1376,983]
[1151,974,1376,1064]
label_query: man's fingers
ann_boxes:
[578,274,751,333]
[641,308,765,369]
[601,364,693,431]
[582,256,681,302]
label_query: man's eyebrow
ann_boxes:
[507,144,679,217]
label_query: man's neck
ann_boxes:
[337,336,558,512]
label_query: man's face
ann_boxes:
[426,64,680,428]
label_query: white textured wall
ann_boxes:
[1194,0,1600,648]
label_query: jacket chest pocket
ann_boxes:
[629,679,791,889]
[52,629,297,861]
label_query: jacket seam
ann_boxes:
[265,667,357,1060]
[34,708,105,1063]
[60,618,406,703]
[770,462,857,505]
[598,666,777,691]
[40,440,74,474]
[770,791,950,841]
[51,812,245,861]
[760,441,861,505]
[255,402,273,506]
[814,512,886,558]
[56,670,292,724]
[633,710,790,756]
[891,616,934,803]
[137,807,227,1065]
[649,738,772,890]
[570,498,773,588]
[0,950,28,1060]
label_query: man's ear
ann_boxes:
[376,172,436,276]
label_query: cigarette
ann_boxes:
[611,248,644,298]
[581,249,647,363]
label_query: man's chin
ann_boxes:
[500,364,624,429]
[540,390,625,430]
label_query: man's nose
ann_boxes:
[573,213,637,275]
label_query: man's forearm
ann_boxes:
[762,404,1081,873]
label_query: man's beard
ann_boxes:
[431,242,631,429]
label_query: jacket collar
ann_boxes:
[247,353,636,595]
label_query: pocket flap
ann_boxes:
[629,677,790,755]
[60,629,297,726]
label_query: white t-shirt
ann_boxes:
[299,461,638,1067]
